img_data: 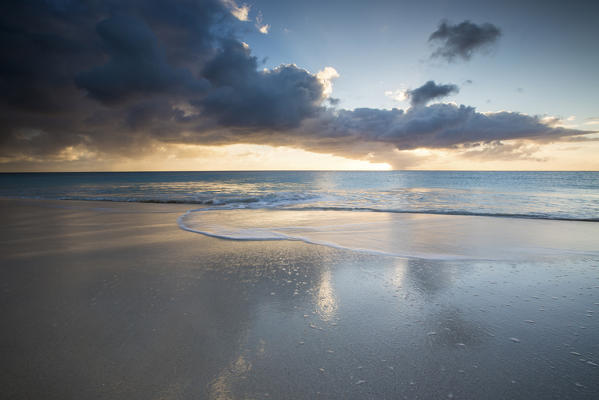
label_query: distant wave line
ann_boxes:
[3,195,598,222]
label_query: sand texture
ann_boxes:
[1,199,598,399]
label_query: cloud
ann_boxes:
[75,16,208,103]
[222,0,250,21]
[406,81,459,107]
[303,104,586,152]
[255,12,270,34]
[0,0,591,170]
[384,89,407,103]
[429,20,501,62]
[197,39,325,128]
[459,141,546,162]
[584,117,599,125]
[316,67,340,98]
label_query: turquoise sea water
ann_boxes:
[1,171,598,221]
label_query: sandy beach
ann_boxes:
[1,198,598,399]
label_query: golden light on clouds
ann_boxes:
[4,139,599,172]
[221,0,250,21]
[27,143,391,172]
[400,139,599,171]
[316,67,340,98]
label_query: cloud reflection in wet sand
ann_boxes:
[202,242,599,399]
[3,201,598,399]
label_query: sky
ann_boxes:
[0,0,598,171]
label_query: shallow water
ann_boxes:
[2,171,598,220]
[179,209,599,260]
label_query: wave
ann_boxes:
[3,191,323,206]
[177,208,599,261]
[283,206,599,222]
[3,194,598,222]
[176,211,478,261]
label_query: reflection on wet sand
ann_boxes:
[209,355,252,400]
[203,248,490,399]
[406,258,461,295]
[390,258,407,288]
[424,307,487,348]
[2,200,599,400]
[315,269,338,321]
[208,246,599,399]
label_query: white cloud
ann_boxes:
[255,11,270,34]
[540,115,560,125]
[221,0,250,21]
[384,89,407,102]
[259,24,270,34]
[316,67,340,98]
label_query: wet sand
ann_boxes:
[1,199,598,399]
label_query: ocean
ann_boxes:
[2,171,598,260]
[2,172,599,398]
[1,171,598,221]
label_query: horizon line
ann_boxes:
[1,169,598,174]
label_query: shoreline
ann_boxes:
[2,195,599,223]
[1,199,598,399]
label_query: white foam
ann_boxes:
[178,209,599,261]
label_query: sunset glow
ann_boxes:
[1,0,597,171]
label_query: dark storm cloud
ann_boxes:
[429,20,501,62]
[406,81,459,107]
[0,1,590,168]
[75,16,208,103]
[198,39,324,128]
[0,0,326,153]
[306,104,583,151]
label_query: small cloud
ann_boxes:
[553,115,579,129]
[406,80,459,107]
[221,0,250,21]
[316,66,339,98]
[384,89,408,102]
[464,79,473,85]
[429,20,501,62]
[283,28,291,34]
[540,115,559,125]
[516,87,524,93]
[255,11,270,34]
[584,118,599,125]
